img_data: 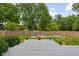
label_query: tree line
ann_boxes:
[0,3,79,31]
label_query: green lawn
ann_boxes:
[53,35,79,45]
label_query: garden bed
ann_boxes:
[53,35,79,45]
[0,35,26,56]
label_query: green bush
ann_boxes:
[4,36,20,47]
[4,21,21,31]
[18,36,26,42]
[0,38,8,56]
[26,35,31,39]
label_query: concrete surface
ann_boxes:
[3,39,79,56]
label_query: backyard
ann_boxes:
[1,3,79,56]
[0,32,79,56]
[2,35,79,56]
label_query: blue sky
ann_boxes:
[46,3,75,17]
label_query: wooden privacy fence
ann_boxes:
[0,30,6,36]
[0,31,79,36]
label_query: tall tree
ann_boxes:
[60,15,76,31]
[16,3,36,31]
[72,3,79,13]
[0,3,19,23]
[0,3,20,30]
[16,3,52,31]
[37,3,52,30]
[54,14,63,30]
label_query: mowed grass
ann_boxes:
[53,35,79,45]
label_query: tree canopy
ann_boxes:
[0,3,79,31]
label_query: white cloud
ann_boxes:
[66,3,73,11]
[50,7,56,11]
[49,11,66,17]
[66,3,78,15]
[49,11,58,17]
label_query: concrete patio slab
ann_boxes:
[3,40,79,56]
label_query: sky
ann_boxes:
[46,3,76,17]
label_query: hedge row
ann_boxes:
[0,36,20,56]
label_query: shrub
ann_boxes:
[18,36,26,42]
[0,38,8,56]
[38,37,41,40]
[4,36,20,47]
[4,21,21,31]
[26,35,31,40]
